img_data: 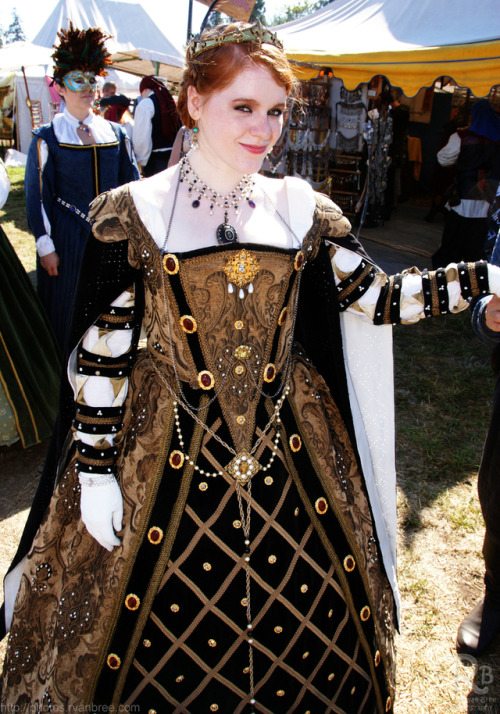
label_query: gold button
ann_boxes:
[268,555,277,564]
[351,686,356,695]
[302,651,309,659]
[274,626,283,633]
[143,639,151,648]
[233,520,242,529]
[176,675,184,683]
[124,593,140,611]
[234,320,244,330]
[203,562,212,571]
[199,482,208,491]
[236,415,245,425]
[210,705,219,712]
[328,673,335,681]
[148,710,157,714]
[241,598,248,606]
[208,639,217,647]
[294,507,299,516]
[106,653,121,670]
[343,555,356,572]
[243,666,250,674]
[170,604,180,613]
[235,364,245,375]
[300,584,308,593]
[276,690,285,697]
[328,609,333,618]
[360,605,371,621]
[264,476,273,485]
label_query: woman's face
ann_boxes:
[57,74,96,119]
[187,64,287,179]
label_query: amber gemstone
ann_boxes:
[344,555,355,572]
[315,498,328,514]
[171,452,182,467]
[125,594,140,611]
[265,364,276,382]
[295,251,304,269]
[107,654,121,670]
[148,527,163,544]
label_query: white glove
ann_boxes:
[79,476,123,551]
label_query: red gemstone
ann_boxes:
[317,499,327,513]
[296,253,304,268]
[127,596,137,608]
[266,365,275,380]
[171,452,182,466]
[183,317,194,331]
[150,529,160,542]
[108,656,119,668]
[201,373,212,388]
[166,257,176,272]
[292,436,300,450]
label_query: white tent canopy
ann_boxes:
[33,0,183,59]
[0,42,53,73]
[277,0,500,97]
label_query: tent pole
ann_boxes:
[21,66,36,128]
[187,0,193,41]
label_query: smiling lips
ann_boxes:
[240,143,268,155]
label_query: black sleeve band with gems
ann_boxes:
[94,305,135,330]
[457,261,490,299]
[372,274,402,326]
[73,404,123,435]
[337,260,376,311]
[76,442,118,475]
[77,346,134,378]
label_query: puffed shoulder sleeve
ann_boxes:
[302,192,352,259]
[89,186,132,244]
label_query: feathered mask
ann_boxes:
[52,22,112,83]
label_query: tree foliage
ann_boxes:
[270,0,332,25]
[3,10,26,44]
[204,0,267,28]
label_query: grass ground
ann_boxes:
[1,165,499,711]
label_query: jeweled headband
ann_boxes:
[186,21,284,61]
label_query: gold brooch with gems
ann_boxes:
[223,249,260,298]
[226,450,262,483]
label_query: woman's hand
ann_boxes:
[80,477,123,551]
[486,294,500,332]
[40,251,60,276]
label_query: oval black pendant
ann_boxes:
[216,222,238,245]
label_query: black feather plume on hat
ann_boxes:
[52,22,112,82]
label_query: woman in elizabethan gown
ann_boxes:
[3,20,500,714]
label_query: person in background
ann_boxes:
[101,80,117,98]
[431,99,500,268]
[100,92,132,124]
[132,75,181,176]
[24,23,139,347]
[458,183,500,656]
[0,158,60,449]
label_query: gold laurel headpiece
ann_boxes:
[186,21,284,61]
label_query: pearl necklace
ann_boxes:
[179,151,256,244]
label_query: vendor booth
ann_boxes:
[273,0,500,222]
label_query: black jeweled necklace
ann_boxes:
[179,151,256,244]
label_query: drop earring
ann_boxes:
[190,124,199,148]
